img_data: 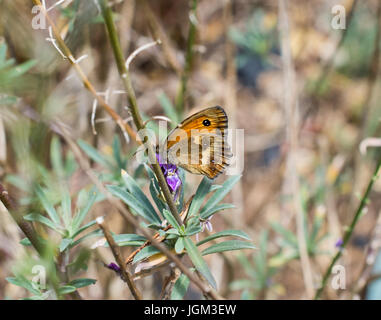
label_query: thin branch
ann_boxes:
[315,155,381,299]
[97,0,183,227]
[278,0,315,298]
[175,0,198,116]
[97,216,142,300]
[125,39,161,70]
[142,0,182,74]
[0,184,43,254]
[31,0,137,143]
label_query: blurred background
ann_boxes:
[1,0,381,300]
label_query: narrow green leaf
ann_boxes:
[59,238,73,252]
[185,223,202,237]
[5,174,30,192]
[69,278,97,288]
[50,136,64,178]
[19,238,32,246]
[111,234,147,247]
[200,175,241,217]
[200,203,235,220]
[71,219,97,239]
[197,230,251,246]
[107,185,160,225]
[132,245,160,264]
[183,237,216,289]
[178,168,185,212]
[72,190,97,233]
[24,213,60,232]
[112,136,125,169]
[201,240,256,256]
[35,185,61,225]
[6,276,40,295]
[271,222,298,248]
[71,229,103,248]
[171,274,190,300]
[229,279,253,291]
[58,285,77,295]
[188,177,212,217]
[163,209,181,231]
[77,139,113,168]
[175,237,185,254]
[61,191,72,229]
[121,170,161,224]
[145,165,166,213]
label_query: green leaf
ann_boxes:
[111,234,147,247]
[58,285,77,295]
[6,276,40,295]
[71,219,97,239]
[197,229,251,246]
[175,237,185,254]
[35,185,61,225]
[77,139,113,168]
[132,245,160,264]
[157,91,179,124]
[59,238,73,252]
[200,203,235,220]
[61,190,72,229]
[188,177,212,217]
[71,229,103,247]
[112,136,125,169]
[185,223,202,236]
[121,170,161,224]
[162,209,181,231]
[271,222,298,248]
[69,278,97,288]
[50,136,64,178]
[24,213,61,233]
[200,175,241,217]
[5,174,30,192]
[171,274,190,300]
[145,165,166,213]
[107,185,160,225]
[72,189,97,233]
[202,240,256,256]
[20,238,32,246]
[178,168,185,211]
[183,237,216,289]
[230,279,253,291]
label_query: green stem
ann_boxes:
[175,0,198,116]
[315,156,381,299]
[98,0,183,226]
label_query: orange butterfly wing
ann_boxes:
[163,106,232,179]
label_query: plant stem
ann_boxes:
[0,184,43,254]
[98,0,183,226]
[315,156,381,299]
[97,218,142,300]
[31,0,136,142]
[175,0,198,116]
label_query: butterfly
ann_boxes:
[126,107,232,272]
[158,106,232,179]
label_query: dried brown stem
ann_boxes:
[97,217,142,300]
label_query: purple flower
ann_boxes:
[335,239,343,249]
[196,217,214,242]
[156,153,182,199]
[107,262,121,273]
